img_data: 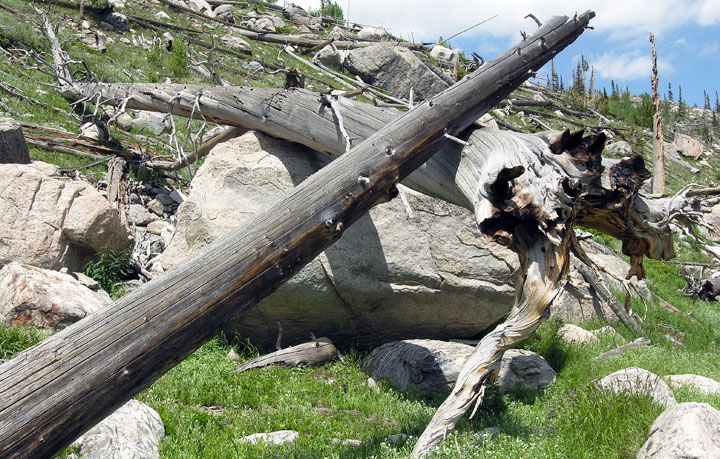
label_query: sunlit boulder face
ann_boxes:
[158,131,518,348]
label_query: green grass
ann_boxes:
[0,326,48,360]
[3,0,720,457]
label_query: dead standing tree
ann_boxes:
[0,13,596,457]
[650,32,665,194]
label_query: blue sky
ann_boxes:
[288,0,720,107]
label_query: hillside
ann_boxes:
[2,1,720,458]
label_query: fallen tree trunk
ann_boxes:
[0,14,587,457]
[59,12,696,456]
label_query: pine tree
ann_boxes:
[559,75,564,92]
[550,59,559,91]
[715,91,719,113]
[678,85,685,117]
[705,90,711,110]
[667,82,673,102]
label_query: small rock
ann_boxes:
[227,349,240,361]
[220,34,251,53]
[313,44,344,70]
[477,113,498,130]
[214,4,234,22]
[495,349,557,392]
[127,204,157,226]
[533,93,546,102]
[475,427,501,444]
[186,0,215,16]
[553,109,564,117]
[0,117,30,164]
[100,11,130,32]
[429,45,459,66]
[81,20,90,29]
[637,402,720,458]
[328,25,354,41]
[386,433,408,444]
[238,430,298,445]
[242,60,264,73]
[665,374,720,395]
[339,438,362,447]
[146,198,166,217]
[596,367,676,408]
[155,11,170,21]
[130,111,170,135]
[80,122,106,141]
[153,193,176,207]
[605,140,633,157]
[146,220,170,235]
[357,26,391,40]
[673,133,704,159]
[557,324,598,345]
[366,377,380,394]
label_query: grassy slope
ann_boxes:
[2,1,720,457]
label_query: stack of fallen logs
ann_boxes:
[0,10,709,458]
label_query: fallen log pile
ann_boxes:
[0,12,597,457]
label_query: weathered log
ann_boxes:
[66,11,683,455]
[0,14,584,457]
[593,337,651,361]
[236,337,337,372]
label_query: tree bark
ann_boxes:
[0,14,588,457]
[59,12,697,455]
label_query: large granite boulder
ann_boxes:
[71,399,165,459]
[0,262,111,329]
[0,161,133,272]
[344,44,449,101]
[157,131,517,347]
[361,339,474,395]
[637,402,720,458]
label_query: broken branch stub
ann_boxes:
[0,13,592,457]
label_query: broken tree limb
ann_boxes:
[0,13,586,457]
[236,337,338,372]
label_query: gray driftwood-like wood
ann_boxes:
[650,32,665,194]
[593,337,651,361]
[236,337,337,372]
[62,12,700,455]
[0,14,587,457]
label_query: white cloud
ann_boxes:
[287,0,708,42]
[591,52,674,81]
[699,40,720,57]
[698,0,720,25]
